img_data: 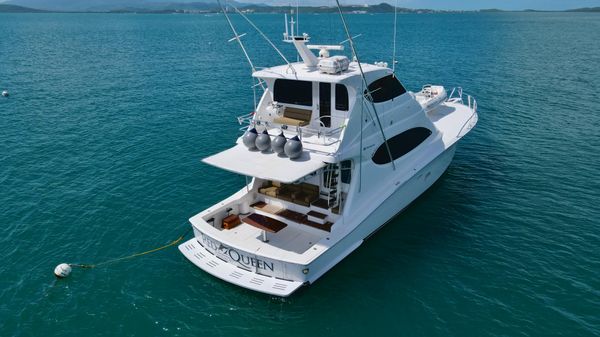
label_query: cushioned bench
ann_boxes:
[259,181,320,207]
[259,181,281,197]
[277,182,319,207]
[273,107,312,127]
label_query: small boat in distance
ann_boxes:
[179,8,478,296]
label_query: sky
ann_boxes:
[245,0,600,10]
[2,0,599,10]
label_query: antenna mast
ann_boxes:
[392,0,398,75]
[295,1,300,62]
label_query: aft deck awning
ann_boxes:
[202,144,327,183]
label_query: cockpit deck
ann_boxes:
[193,144,350,264]
[193,207,331,258]
[216,212,327,255]
[190,174,345,263]
[250,202,333,232]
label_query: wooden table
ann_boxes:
[242,213,287,242]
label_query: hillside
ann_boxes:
[0,3,46,12]
[565,7,600,12]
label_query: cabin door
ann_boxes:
[319,82,331,127]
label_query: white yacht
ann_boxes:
[179,13,478,296]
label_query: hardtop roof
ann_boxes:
[253,61,392,84]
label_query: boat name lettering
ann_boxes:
[201,234,274,272]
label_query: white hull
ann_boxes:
[178,15,477,296]
[275,144,456,285]
[180,145,456,296]
[305,145,456,282]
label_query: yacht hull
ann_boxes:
[180,145,457,296]
[305,144,457,285]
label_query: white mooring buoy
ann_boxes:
[54,263,72,278]
[1,90,8,97]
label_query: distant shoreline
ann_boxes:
[1,3,599,14]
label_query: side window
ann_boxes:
[372,127,432,165]
[365,74,407,103]
[274,79,313,106]
[335,84,349,111]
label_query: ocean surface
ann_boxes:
[1,12,599,337]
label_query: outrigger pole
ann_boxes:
[217,0,266,92]
[392,0,398,75]
[334,0,396,170]
[217,1,256,74]
[217,0,267,109]
[229,4,296,74]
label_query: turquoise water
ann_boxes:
[1,12,599,337]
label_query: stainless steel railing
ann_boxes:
[448,87,478,138]
[236,112,345,146]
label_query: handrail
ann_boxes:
[236,112,345,146]
[300,122,345,146]
[457,109,477,139]
[237,111,255,130]
[447,87,478,138]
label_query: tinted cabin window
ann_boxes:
[335,84,349,111]
[341,160,352,184]
[365,74,407,103]
[274,79,313,106]
[372,127,432,165]
[319,82,331,127]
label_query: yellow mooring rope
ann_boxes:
[69,227,192,269]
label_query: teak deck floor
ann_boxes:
[251,201,333,232]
